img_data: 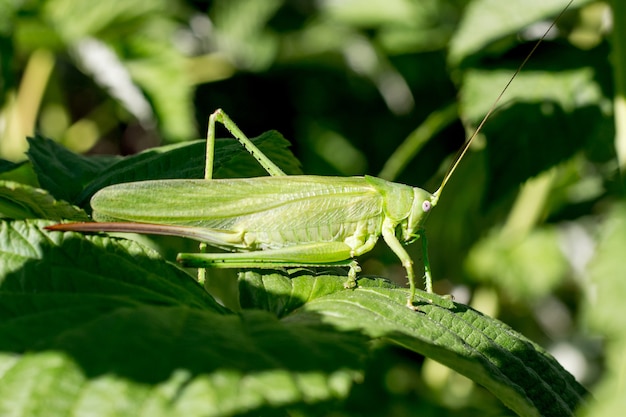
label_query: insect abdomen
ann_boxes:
[246,215,383,253]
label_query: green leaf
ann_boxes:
[447,0,612,203]
[459,45,612,201]
[0,159,38,189]
[0,221,587,416]
[26,135,121,203]
[213,131,303,179]
[0,159,25,175]
[584,203,626,336]
[0,180,89,220]
[42,0,168,41]
[241,271,587,417]
[579,203,626,416]
[448,0,594,67]
[0,220,221,315]
[0,310,365,416]
[209,0,282,72]
[0,220,366,416]
[123,22,195,142]
[465,226,568,301]
[42,0,195,142]
[76,130,302,205]
[322,0,423,27]
[239,270,398,317]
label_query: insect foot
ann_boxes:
[343,260,361,289]
[406,299,420,311]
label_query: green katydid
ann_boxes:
[45,1,573,309]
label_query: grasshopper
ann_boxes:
[46,1,573,309]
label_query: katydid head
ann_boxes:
[401,187,437,244]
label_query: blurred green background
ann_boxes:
[1,0,625,415]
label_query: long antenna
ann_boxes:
[432,0,574,202]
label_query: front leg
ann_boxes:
[380,218,419,310]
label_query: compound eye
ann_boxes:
[422,200,432,212]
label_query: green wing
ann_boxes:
[92,176,390,247]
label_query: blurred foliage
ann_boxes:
[1,0,625,415]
